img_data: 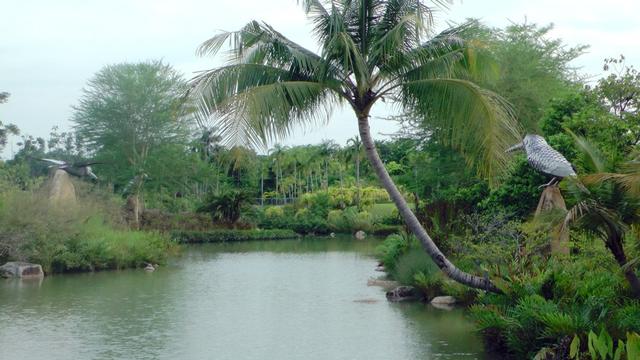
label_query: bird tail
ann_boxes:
[567,175,590,194]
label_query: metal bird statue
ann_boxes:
[506,134,577,188]
[122,172,149,196]
[37,158,100,180]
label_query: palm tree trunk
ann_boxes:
[608,236,640,298]
[357,115,501,293]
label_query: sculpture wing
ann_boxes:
[38,158,68,166]
[73,161,103,167]
[527,146,576,177]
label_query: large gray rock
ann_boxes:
[367,278,399,290]
[386,286,419,302]
[430,296,457,305]
[354,230,366,240]
[0,262,44,278]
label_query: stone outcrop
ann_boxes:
[386,286,419,302]
[367,278,400,290]
[0,262,44,278]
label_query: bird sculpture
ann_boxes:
[122,172,149,196]
[38,158,100,180]
[506,134,577,188]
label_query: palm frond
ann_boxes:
[384,22,468,79]
[400,78,520,181]
[201,80,339,149]
[561,199,627,243]
[566,128,606,173]
[197,20,332,80]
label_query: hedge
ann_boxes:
[172,229,299,243]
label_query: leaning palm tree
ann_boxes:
[189,0,520,292]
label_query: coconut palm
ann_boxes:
[189,0,520,292]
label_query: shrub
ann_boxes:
[197,189,253,225]
[376,233,411,271]
[353,210,374,232]
[264,206,285,219]
[327,209,348,232]
[393,248,439,287]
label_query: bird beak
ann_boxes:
[505,142,524,153]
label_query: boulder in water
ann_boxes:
[0,262,44,278]
[386,286,419,302]
[430,296,457,305]
[354,230,366,240]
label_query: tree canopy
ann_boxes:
[73,60,191,190]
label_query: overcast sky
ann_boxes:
[1,0,639,158]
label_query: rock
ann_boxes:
[48,169,77,204]
[329,232,336,238]
[144,263,155,272]
[375,265,385,272]
[430,302,455,311]
[0,262,44,278]
[367,278,399,290]
[354,230,366,240]
[353,298,379,304]
[430,296,457,305]
[386,286,419,302]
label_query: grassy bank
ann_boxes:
[173,229,298,243]
[0,187,176,274]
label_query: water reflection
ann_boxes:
[0,237,485,359]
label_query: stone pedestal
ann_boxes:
[48,169,76,204]
[535,185,566,216]
[126,194,144,230]
[535,185,569,255]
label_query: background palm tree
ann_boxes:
[346,135,363,209]
[268,144,288,203]
[189,0,520,292]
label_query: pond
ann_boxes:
[0,237,486,359]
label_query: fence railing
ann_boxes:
[253,197,297,206]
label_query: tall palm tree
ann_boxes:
[268,144,288,202]
[189,0,519,292]
[318,139,339,189]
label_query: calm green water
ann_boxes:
[0,237,486,359]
